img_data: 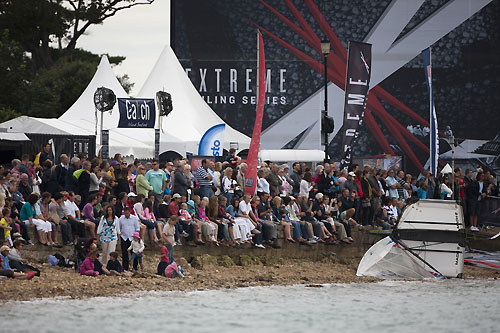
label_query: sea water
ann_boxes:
[3,279,500,333]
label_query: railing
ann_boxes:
[479,196,500,226]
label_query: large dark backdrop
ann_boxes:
[172,0,500,167]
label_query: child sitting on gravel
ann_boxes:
[128,232,144,272]
[80,246,99,276]
[106,251,123,276]
[164,257,187,278]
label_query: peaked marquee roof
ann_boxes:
[138,46,250,153]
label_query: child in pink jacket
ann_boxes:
[80,251,99,276]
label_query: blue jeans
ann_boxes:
[223,192,233,206]
[199,186,213,199]
[290,221,303,238]
[252,224,263,245]
[166,244,174,264]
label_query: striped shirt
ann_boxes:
[196,167,211,187]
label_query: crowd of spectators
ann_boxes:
[0,145,497,279]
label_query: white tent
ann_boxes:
[138,46,251,154]
[0,116,152,158]
[58,55,163,158]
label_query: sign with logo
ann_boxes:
[198,123,226,156]
[117,98,156,128]
[340,41,372,168]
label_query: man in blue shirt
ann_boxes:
[118,207,140,271]
[146,160,167,212]
[385,169,399,199]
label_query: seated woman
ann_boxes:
[49,192,73,246]
[183,201,204,244]
[6,240,40,276]
[295,195,331,242]
[315,193,351,244]
[20,194,53,246]
[82,194,99,239]
[217,196,239,246]
[208,195,230,245]
[38,192,62,247]
[270,196,293,243]
[198,197,218,244]
[132,194,153,241]
[282,196,308,244]
[324,195,353,243]
[143,199,162,243]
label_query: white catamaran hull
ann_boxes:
[402,240,464,277]
[357,236,436,279]
[357,200,465,279]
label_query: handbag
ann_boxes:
[361,199,371,208]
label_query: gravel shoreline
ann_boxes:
[1,253,498,302]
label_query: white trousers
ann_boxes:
[25,219,52,232]
[234,217,255,241]
[100,240,117,266]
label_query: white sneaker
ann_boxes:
[470,226,479,232]
[254,243,265,249]
[308,238,318,244]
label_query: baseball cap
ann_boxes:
[348,171,356,177]
[172,193,182,199]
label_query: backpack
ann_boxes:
[221,175,227,194]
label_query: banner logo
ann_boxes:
[198,123,226,156]
[117,98,156,128]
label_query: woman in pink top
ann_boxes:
[198,198,218,244]
[143,199,162,242]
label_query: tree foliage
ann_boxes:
[0,0,153,122]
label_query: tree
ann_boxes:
[0,0,155,69]
[0,29,31,115]
[0,1,151,121]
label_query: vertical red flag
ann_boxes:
[245,30,266,196]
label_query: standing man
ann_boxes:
[146,160,167,213]
[54,154,69,190]
[290,162,302,195]
[196,159,213,199]
[65,157,81,192]
[368,168,381,225]
[236,163,248,190]
[19,154,32,185]
[38,143,52,165]
[118,206,140,271]
[207,160,217,194]
[172,161,189,198]
[266,164,282,197]
[164,161,174,182]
